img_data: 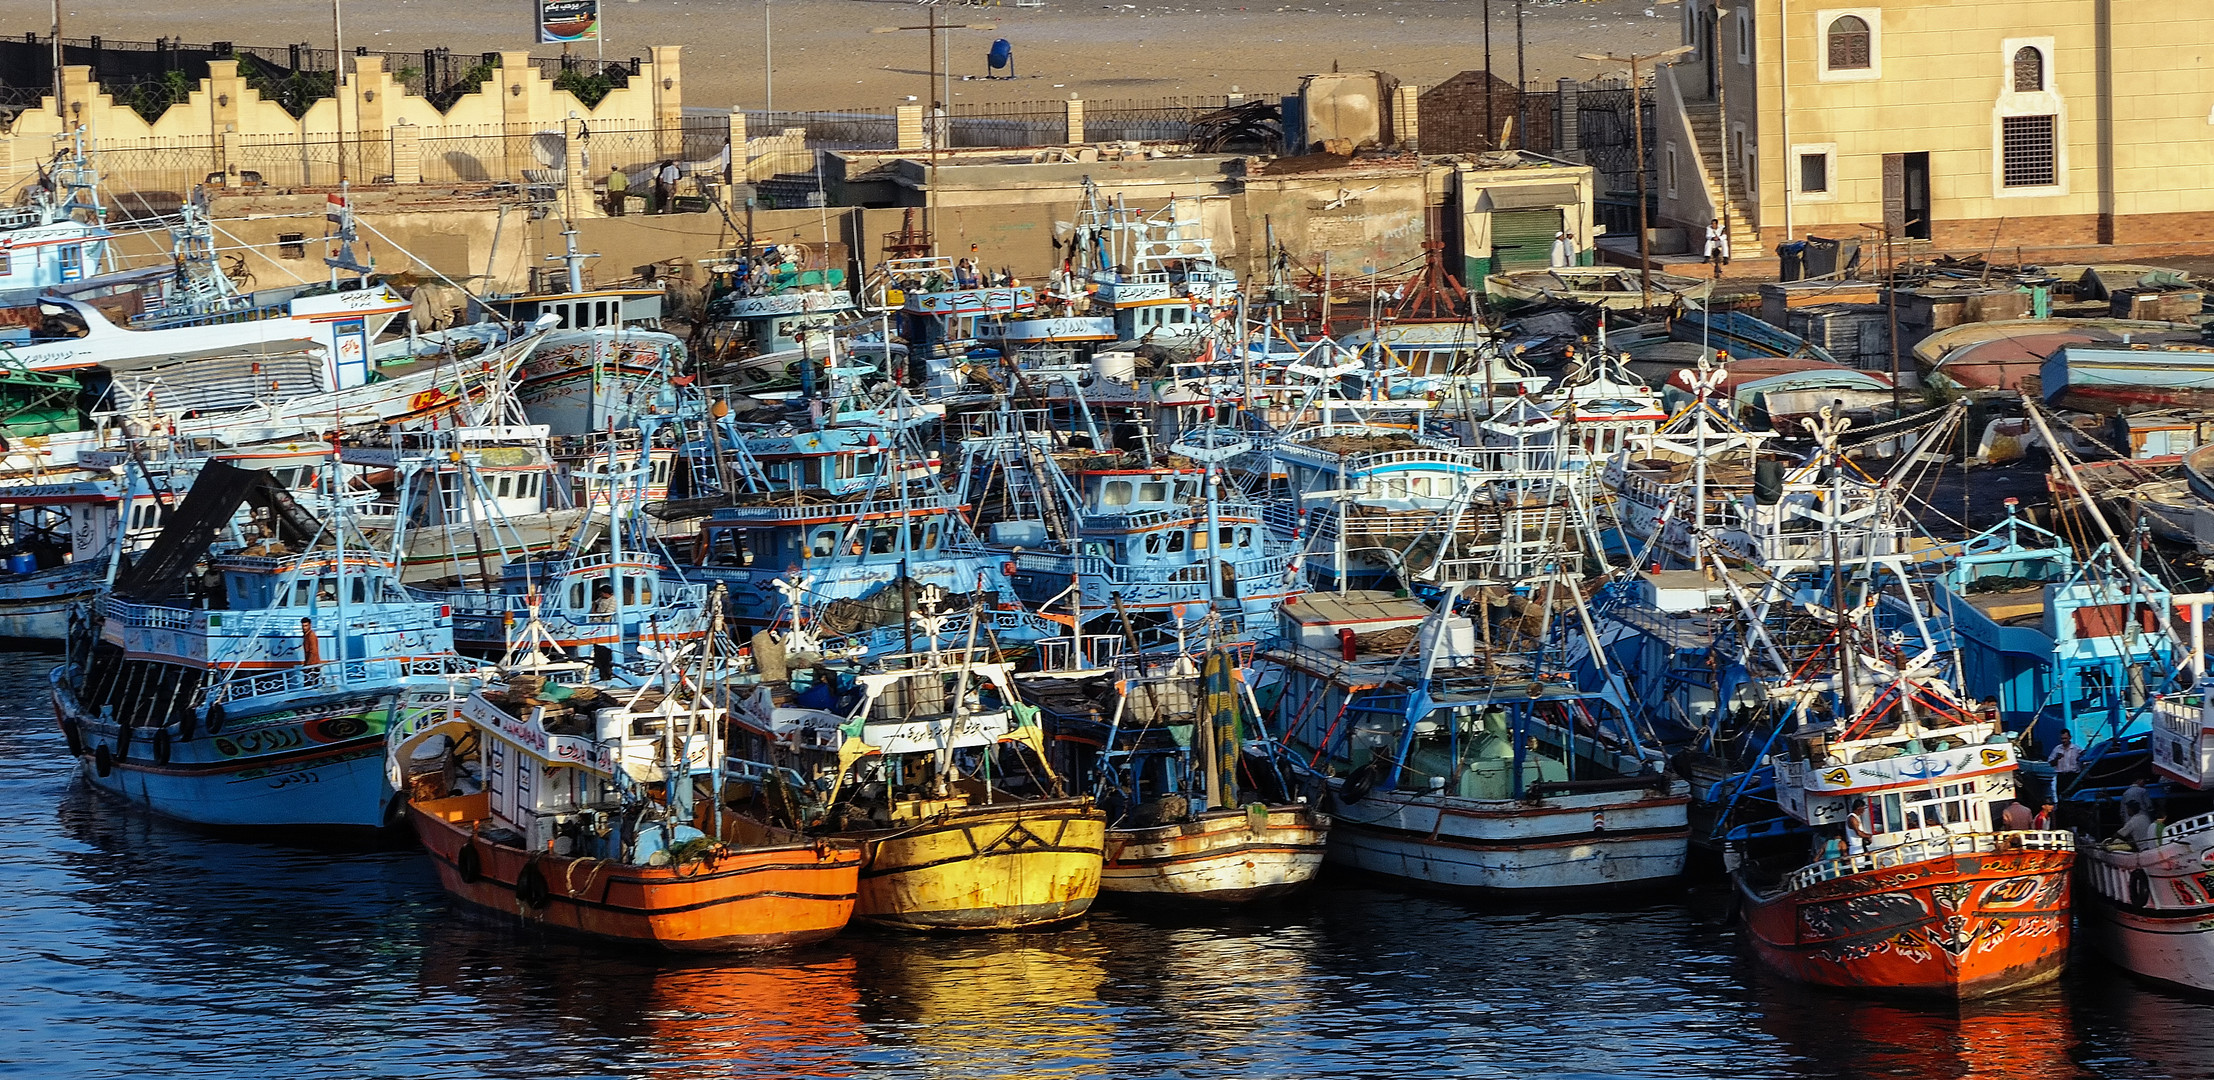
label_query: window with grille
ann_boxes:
[2012,47,2043,92]
[1800,153,1829,193]
[279,233,306,259]
[1827,16,1871,70]
[2001,114,2057,187]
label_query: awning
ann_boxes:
[1476,184,1581,211]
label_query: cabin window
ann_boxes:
[1168,307,1187,324]
[870,527,898,555]
[1166,531,1186,553]
[810,528,838,557]
[1140,482,1168,503]
[495,475,513,498]
[1237,526,1253,548]
[1192,528,1208,550]
[1220,526,1236,546]
[568,581,587,609]
[623,576,654,606]
[651,457,672,484]
[1103,480,1133,507]
[924,522,940,550]
[351,578,367,604]
[1175,479,1198,500]
[0,248,10,275]
[1145,533,1162,554]
[279,233,307,259]
[706,529,749,566]
[57,244,80,278]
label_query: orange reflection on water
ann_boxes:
[631,956,868,1080]
[1757,974,2078,1080]
[856,932,1116,1080]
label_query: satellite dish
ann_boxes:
[530,131,566,169]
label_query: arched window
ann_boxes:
[1827,16,1871,70]
[2013,46,2043,92]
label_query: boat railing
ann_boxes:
[1779,830,2074,894]
[199,655,483,708]
[713,491,959,521]
[102,598,201,630]
[1016,551,1212,587]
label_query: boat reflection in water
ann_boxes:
[1749,967,2082,1080]
[852,932,1116,1080]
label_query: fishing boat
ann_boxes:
[1483,267,1713,312]
[1264,587,1689,894]
[392,616,864,951]
[956,412,1303,647]
[692,240,859,396]
[1729,699,2074,997]
[729,625,1106,930]
[2070,664,2214,991]
[50,460,477,832]
[2039,343,2214,411]
[1079,645,1328,903]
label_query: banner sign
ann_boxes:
[537,0,601,43]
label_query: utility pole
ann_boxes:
[333,0,348,184]
[871,4,1004,257]
[1714,5,1731,251]
[50,0,62,121]
[1579,45,1693,310]
[1514,0,1526,149]
[1483,0,1494,150]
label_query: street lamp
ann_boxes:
[1578,45,1693,310]
[868,3,1012,256]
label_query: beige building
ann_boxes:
[1656,0,2214,253]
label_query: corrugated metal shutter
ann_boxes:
[1491,209,1563,273]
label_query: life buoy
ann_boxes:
[515,859,551,909]
[204,703,226,736]
[61,718,81,756]
[457,843,484,884]
[94,744,112,777]
[152,728,171,766]
[1341,762,1382,805]
[2130,867,2153,908]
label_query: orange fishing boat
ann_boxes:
[391,619,862,952]
[1729,682,2073,998]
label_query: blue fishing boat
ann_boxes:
[954,410,1303,647]
[49,460,477,833]
[2038,343,2214,411]
[678,410,1058,657]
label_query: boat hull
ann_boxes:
[846,799,1106,931]
[412,795,863,952]
[1322,779,1690,894]
[1101,804,1329,902]
[1739,838,2073,999]
[0,567,98,641]
[2079,833,2214,992]
[52,666,428,832]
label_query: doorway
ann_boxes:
[1902,152,1931,240]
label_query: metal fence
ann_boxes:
[739,109,899,151]
[946,99,1063,148]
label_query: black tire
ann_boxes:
[515,860,551,909]
[93,744,112,777]
[151,728,171,766]
[60,719,81,756]
[204,704,225,736]
[1341,762,1382,805]
[457,844,483,884]
[2130,867,2153,908]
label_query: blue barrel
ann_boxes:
[7,552,35,576]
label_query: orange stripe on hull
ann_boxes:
[412,799,864,952]
[1740,846,2074,999]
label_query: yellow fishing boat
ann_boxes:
[732,643,1105,931]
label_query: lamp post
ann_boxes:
[871,7,1003,256]
[765,0,773,112]
[333,0,347,183]
[1578,45,1692,310]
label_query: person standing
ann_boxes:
[2048,730,2082,797]
[653,160,680,214]
[1845,799,1873,857]
[604,164,628,217]
[1703,217,1731,278]
[1549,228,1575,269]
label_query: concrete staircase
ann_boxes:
[1683,102,1761,252]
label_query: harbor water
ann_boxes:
[1,653,2208,1080]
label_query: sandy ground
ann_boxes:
[8,0,1679,110]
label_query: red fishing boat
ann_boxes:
[391,622,862,952]
[1728,678,2073,998]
